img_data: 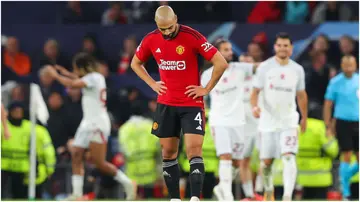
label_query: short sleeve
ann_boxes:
[201,69,212,87]
[135,35,152,63]
[296,66,306,91]
[194,32,218,61]
[324,80,336,101]
[252,63,266,89]
[81,74,96,88]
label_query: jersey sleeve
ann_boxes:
[81,74,97,88]
[135,35,152,63]
[324,80,336,101]
[194,32,218,61]
[252,63,266,89]
[296,66,306,91]
[200,69,212,87]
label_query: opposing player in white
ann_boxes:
[201,39,259,201]
[250,33,308,201]
[45,53,137,200]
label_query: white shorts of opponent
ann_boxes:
[211,126,246,160]
[259,128,299,159]
[73,118,111,148]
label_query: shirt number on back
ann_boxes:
[201,42,213,52]
[100,88,107,107]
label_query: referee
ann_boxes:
[323,55,359,200]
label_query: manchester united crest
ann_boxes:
[176,45,185,55]
[153,122,158,130]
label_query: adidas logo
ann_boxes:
[191,169,201,175]
[156,48,161,53]
[163,171,171,177]
[196,125,202,130]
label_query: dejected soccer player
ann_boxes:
[130,5,228,201]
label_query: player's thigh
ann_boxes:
[231,126,246,160]
[152,103,182,138]
[259,132,279,159]
[335,119,354,152]
[88,125,110,162]
[159,137,180,158]
[211,126,233,157]
[279,128,299,155]
[351,122,359,153]
[179,106,205,136]
[242,133,255,159]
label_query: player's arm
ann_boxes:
[250,64,265,117]
[131,36,166,95]
[54,65,79,79]
[45,66,86,88]
[323,80,335,129]
[296,67,308,132]
[204,51,228,92]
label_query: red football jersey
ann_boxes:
[136,25,218,107]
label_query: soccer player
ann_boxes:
[44,53,136,200]
[130,5,228,201]
[323,55,359,200]
[201,39,260,201]
[250,32,308,201]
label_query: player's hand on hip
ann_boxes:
[185,85,209,99]
[151,81,167,95]
[300,118,307,133]
[252,106,261,118]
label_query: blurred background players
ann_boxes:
[251,33,308,201]
[201,39,261,201]
[323,55,359,200]
[1,103,11,139]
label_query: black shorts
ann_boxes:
[335,119,359,152]
[151,103,205,138]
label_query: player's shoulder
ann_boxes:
[143,29,161,40]
[257,57,274,70]
[329,72,345,84]
[289,59,304,72]
[230,62,252,68]
[179,24,204,40]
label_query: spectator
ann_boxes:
[117,36,137,74]
[338,35,359,67]
[247,2,282,23]
[35,39,69,74]
[62,1,91,24]
[300,34,334,66]
[101,2,128,26]
[64,88,82,139]
[311,1,353,24]
[303,51,335,105]
[38,66,64,101]
[81,34,105,61]
[247,42,265,62]
[3,37,31,76]
[46,91,71,157]
[284,2,309,24]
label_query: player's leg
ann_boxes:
[280,128,299,201]
[240,134,256,200]
[180,107,206,201]
[88,130,136,200]
[348,124,359,185]
[259,132,277,201]
[254,132,264,195]
[152,104,182,200]
[336,120,355,199]
[211,126,235,201]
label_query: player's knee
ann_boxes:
[186,146,202,160]
[233,159,241,167]
[262,159,273,167]
[71,148,84,163]
[240,158,251,168]
[219,153,232,161]
[162,148,178,159]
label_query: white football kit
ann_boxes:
[201,62,254,159]
[73,72,111,148]
[253,57,305,159]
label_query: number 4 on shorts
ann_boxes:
[194,112,202,130]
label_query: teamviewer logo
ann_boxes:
[158,60,186,70]
[176,61,186,70]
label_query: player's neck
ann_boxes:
[275,56,289,66]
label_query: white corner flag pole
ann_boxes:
[28,83,49,200]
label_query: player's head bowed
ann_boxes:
[274,32,293,60]
[72,52,98,77]
[155,5,178,40]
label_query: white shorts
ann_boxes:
[73,119,111,148]
[244,103,260,151]
[211,126,245,160]
[259,128,299,159]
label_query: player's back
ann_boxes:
[136,25,217,107]
[201,62,253,126]
[81,72,109,121]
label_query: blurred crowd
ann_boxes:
[1,0,359,200]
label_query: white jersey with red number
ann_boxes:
[81,72,109,121]
[201,62,254,126]
[253,56,305,132]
